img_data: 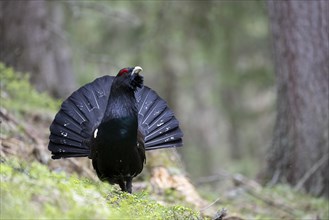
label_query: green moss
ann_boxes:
[0,157,200,219]
[0,63,60,113]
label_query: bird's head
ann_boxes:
[116,66,144,90]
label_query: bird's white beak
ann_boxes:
[132,66,143,75]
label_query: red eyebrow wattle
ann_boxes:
[118,68,129,76]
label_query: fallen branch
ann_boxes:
[294,153,329,191]
[233,174,296,216]
[196,171,230,185]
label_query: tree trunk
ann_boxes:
[0,0,76,98]
[266,0,329,197]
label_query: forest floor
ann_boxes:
[1,64,328,219]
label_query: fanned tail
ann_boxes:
[136,87,183,150]
[49,75,183,159]
[48,76,114,159]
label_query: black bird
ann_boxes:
[48,66,183,193]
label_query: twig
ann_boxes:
[196,171,230,185]
[233,175,296,216]
[200,197,221,212]
[244,187,296,216]
[294,153,329,191]
[70,1,140,25]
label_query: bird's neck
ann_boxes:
[97,84,138,147]
[103,84,137,121]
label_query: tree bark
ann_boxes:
[266,0,329,197]
[0,0,76,98]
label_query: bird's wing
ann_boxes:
[136,86,183,150]
[48,76,114,159]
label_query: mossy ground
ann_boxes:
[0,157,200,219]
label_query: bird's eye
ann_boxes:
[118,68,129,76]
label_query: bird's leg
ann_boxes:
[118,178,127,192]
[125,177,133,193]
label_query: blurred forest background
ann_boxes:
[1,0,328,207]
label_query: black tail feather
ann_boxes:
[49,133,85,148]
[145,120,180,142]
[136,86,183,150]
[145,128,183,149]
[51,151,90,159]
[48,76,114,159]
